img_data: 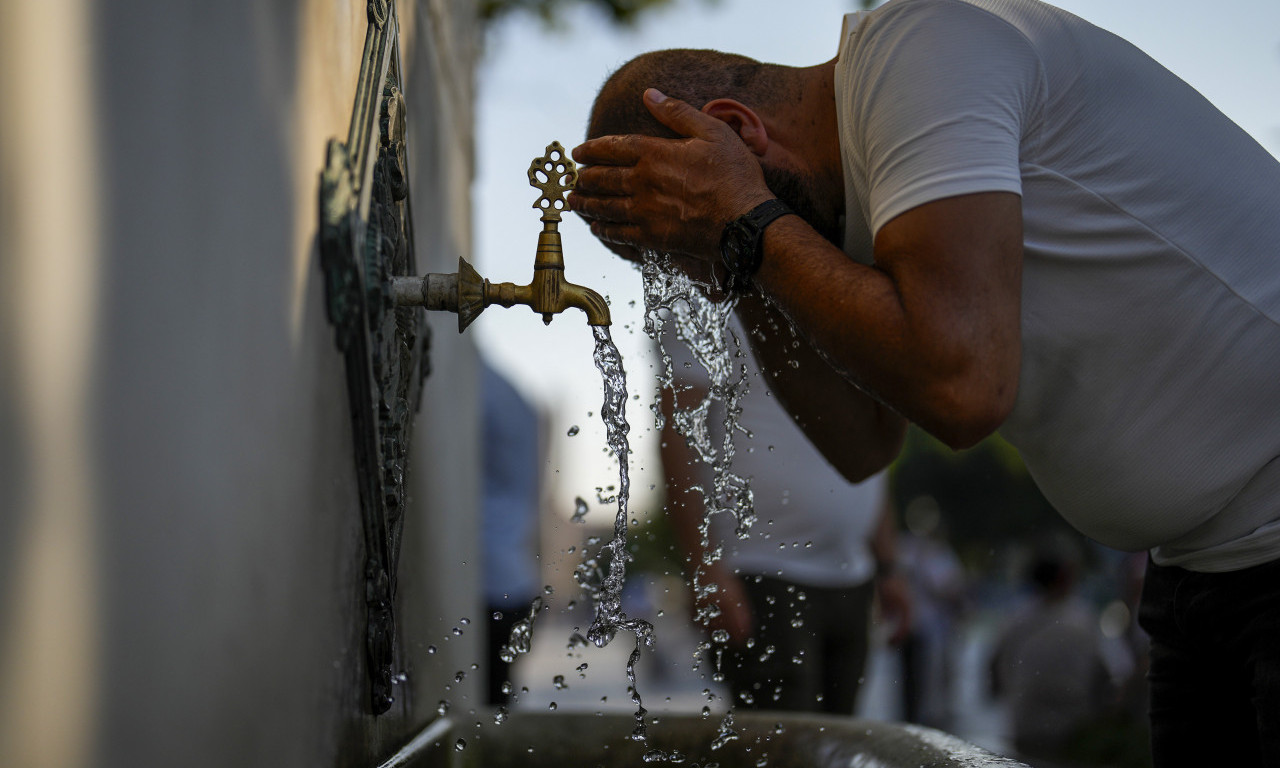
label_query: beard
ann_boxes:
[760,163,842,248]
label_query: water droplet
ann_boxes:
[553,675,567,690]
[548,701,558,711]
[501,681,514,695]
[454,671,466,683]
[426,645,437,654]
[437,700,450,716]
[454,739,466,752]
[644,749,678,763]
[494,707,508,724]
[567,425,580,436]
[711,629,730,644]
[459,617,471,625]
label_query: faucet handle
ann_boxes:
[527,141,577,222]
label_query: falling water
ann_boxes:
[541,260,753,760]
[581,323,663,752]
[640,250,757,740]
[498,596,544,663]
[641,252,756,620]
[583,325,652,646]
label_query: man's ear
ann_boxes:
[702,99,769,156]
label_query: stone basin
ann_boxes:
[384,711,1029,768]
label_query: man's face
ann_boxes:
[760,161,841,247]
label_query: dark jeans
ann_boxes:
[718,574,873,714]
[1138,556,1280,766]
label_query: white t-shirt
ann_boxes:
[665,321,886,588]
[835,0,1280,571]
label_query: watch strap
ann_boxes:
[719,198,794,292]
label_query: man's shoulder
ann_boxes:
[843,0,1046,78]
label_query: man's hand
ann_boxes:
[568,89,774,261]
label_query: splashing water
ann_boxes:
[641,252,755,625]
[498,596,543,664]
[641,250,759,749]
[570,496,589,523]
[583,326,653,646]
[555,262,754,761]
[579,324,663,749]
[642,252,755,542]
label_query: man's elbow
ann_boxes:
[927,381,1016,450]
[830,415,907,483]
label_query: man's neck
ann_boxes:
[791,60,844,225]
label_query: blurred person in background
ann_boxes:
[896,497,967,730]
[480,359,543,706]
[990,537,1117,766]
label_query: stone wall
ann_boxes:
[0,1,481,766]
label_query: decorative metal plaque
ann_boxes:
[318,0,427,716]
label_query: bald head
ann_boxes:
[586,49,795,140]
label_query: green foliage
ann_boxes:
[889,426,1081,571]
[480,0,682,27]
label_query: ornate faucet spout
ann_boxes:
[392,141,610,330]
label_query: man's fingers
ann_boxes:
[571,134,652,166]
[567,190,632,224]
[588,220,647,250]
[644,88,729,141]
[573,164,633,196]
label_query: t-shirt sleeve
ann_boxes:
[844,0,1045,235]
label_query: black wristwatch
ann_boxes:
[719,199,794,292]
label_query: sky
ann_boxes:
[469,0,1280,521]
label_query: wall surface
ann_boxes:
[0,1,481,766]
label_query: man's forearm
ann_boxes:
[749,194,1023,449]
[734,291,905,482]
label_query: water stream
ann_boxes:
[494,254,754,761]
[641,252,756,638]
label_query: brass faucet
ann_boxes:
[392,142,611,330]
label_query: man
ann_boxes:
[657,315,910,713]
[567,0,1280,762]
